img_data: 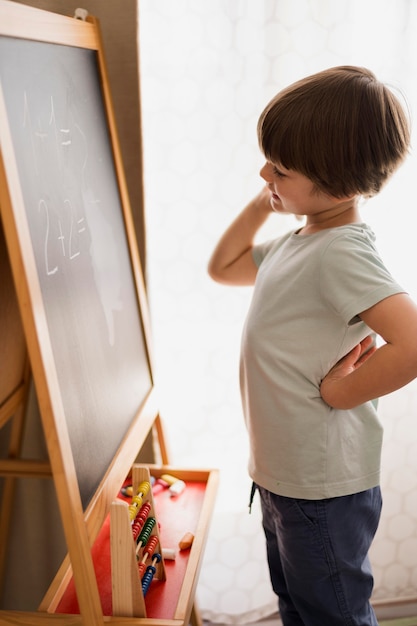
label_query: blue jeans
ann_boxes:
[257,485,382,626]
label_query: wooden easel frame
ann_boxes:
[0,359,33,593]
[0,2,170,624]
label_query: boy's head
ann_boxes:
[257,66,410,198]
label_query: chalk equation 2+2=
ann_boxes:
[23,88,93,278]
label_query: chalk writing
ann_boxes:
[24,90,88,276]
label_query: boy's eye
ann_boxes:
[272,166,286,178]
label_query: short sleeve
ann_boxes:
[319,228,405,325]
[252,231,294,268]
[252,240,275,267]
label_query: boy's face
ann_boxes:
[260,161,353,221]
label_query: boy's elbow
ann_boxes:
[207,251,257,286]
[207,260,227,284]
[395,339,417,387]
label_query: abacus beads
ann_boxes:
[128,481,151,521]
[131,502,151,541]
[137,534,159,578]
[126,477,163,596]
[142,554,161,596]
[136,517,155,552]
[142,534,159,559]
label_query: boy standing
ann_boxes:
[208,66,417,625]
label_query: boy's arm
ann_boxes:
[320,293,417,409]
[207,186,273,286]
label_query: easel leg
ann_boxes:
[191,600,203,626]
[0,361,31,594]
[154,413,170,464]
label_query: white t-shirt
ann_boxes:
[240,223,404,499]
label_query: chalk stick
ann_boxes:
[179,532,194,550]
[169,480,186,496]
[162,547,176,560]
[160,473,179,486]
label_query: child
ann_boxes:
[208,66,417,626]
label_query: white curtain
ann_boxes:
[138,1,417,622]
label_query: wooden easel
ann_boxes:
[0,209,54,592]
[0,361,32,591]
[0,2,217,625]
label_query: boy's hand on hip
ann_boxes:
[320,336,376,408]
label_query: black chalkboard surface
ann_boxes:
[0,36,152,509]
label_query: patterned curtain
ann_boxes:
[139,1,417,622]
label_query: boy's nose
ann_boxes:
[260,162,272,182]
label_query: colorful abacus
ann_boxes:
[135,517,155,553]
[110,467,166,617]
[131,502,151,541]
[128,481,150,521]
[137,533,163,596]
[138,534,159,577]
[142,553,162,596]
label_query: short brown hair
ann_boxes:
[257,66,410,198]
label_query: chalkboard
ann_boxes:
[0,35,152,509]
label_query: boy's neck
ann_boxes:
[297,200,361,235]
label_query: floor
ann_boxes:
[205,614,417,626]
[258,616,417,626]
[379,619,417,626]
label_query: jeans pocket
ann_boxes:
[287,497,320,529]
